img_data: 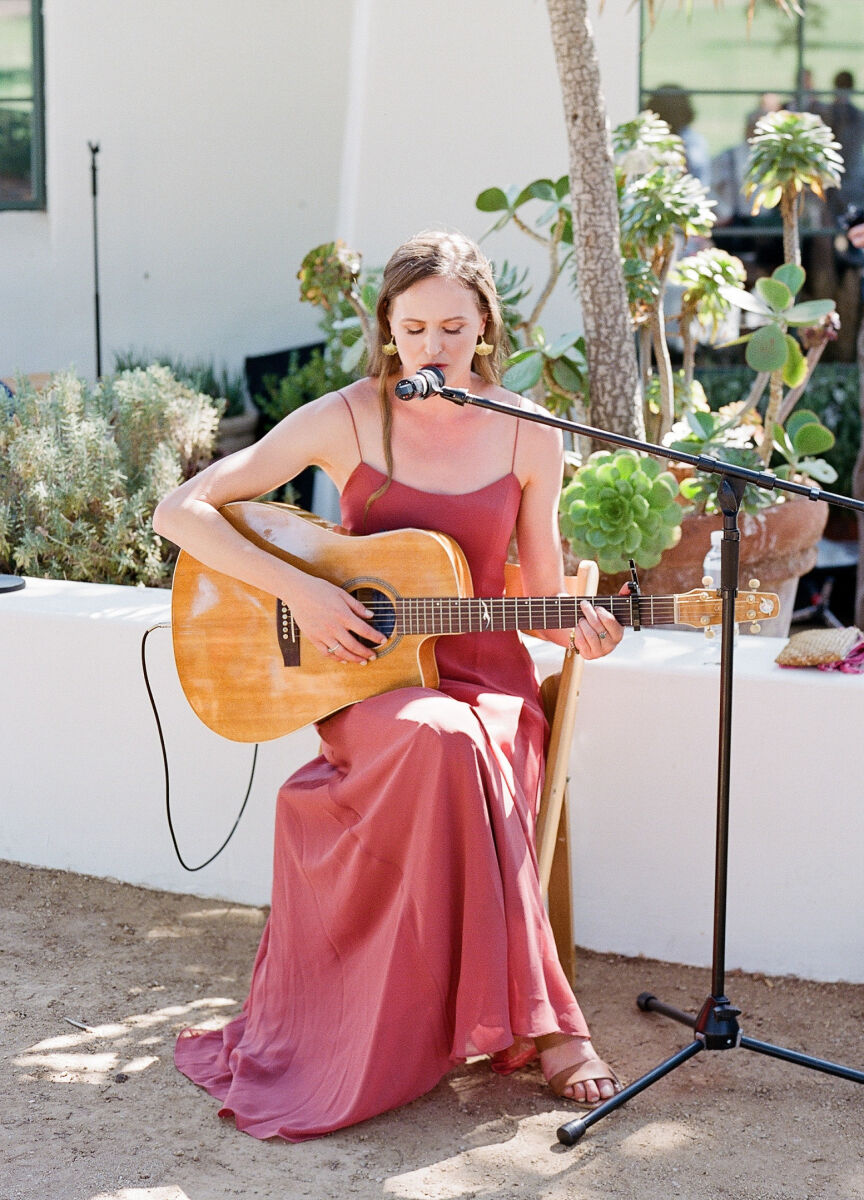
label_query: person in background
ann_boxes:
[847,219,864,251]
[813,71,864,219]
[646,84,711,188]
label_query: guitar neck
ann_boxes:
[393,594,677,635]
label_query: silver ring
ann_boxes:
[326,644,339,654]
[598,631,608,640]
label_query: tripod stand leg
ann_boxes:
[637,991,697,1028]
[556,1039,703,1145]
[741,1036,864,1083]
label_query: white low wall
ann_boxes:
[2,577,862,983]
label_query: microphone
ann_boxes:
[394,366,444,400]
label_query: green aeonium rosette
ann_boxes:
[559,449,683,575]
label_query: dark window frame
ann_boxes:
[0,0,46,211]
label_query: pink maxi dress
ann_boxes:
[174,423,590,1140]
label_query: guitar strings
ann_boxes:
[343,597,685,627]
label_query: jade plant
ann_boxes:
[718,261,837,465]
[297,240,380,374]
[664,259,839,515]
[559,449,683,576]
[475,177,592,424]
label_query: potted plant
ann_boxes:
[251,242,379,438]
[476,107,847,629]
[296,240,380,374]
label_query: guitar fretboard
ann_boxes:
[389,594,675,635]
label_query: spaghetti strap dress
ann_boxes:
[174,455,590,1142]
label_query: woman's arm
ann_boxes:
[848,221,864,249]
[513,406,623,659]
[153,390,384,662]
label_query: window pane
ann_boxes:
[801,0,864,100]
[641,0,800,96]
[0,0,36,204]
[800,0,864,217]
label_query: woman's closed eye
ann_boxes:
[404,326,465,336]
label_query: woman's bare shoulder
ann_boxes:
[285,376,375,430]
[276,377,380,486]
[486,385,562,451]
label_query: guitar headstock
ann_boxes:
[675,587,781,631]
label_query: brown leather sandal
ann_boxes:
[543,1054,622,1109]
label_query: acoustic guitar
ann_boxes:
[170,501,780,742]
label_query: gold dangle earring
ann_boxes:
[382,331,399,356]
[474,333,494,357]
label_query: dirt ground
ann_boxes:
[2,859,863,1200]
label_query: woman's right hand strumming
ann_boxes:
[281,571,385,664]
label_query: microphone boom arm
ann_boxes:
[435,383,864,515]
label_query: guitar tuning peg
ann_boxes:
[704,627,716,639]
[749,622,761,634]
[702,575,714,588]
[748,578,760,590]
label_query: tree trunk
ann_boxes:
[545,0,644,440]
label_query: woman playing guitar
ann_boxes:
[154,230,624,1140]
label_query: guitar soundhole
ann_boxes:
[351,586,396,649]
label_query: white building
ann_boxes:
[1,0,639,380]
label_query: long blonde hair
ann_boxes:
[364,230,507,515]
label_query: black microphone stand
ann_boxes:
[428,378,864,1146]
[88,141,102,379]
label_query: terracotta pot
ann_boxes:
[565,494,828,637]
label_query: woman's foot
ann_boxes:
[535,1033,621,1108]
[489,1036,539,1075]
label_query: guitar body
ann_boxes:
[171,501,781,743]
[171,501,473,742]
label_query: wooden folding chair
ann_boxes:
[505,559,599,985]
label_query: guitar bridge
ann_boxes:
[276,600,300,666]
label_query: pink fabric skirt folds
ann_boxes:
[174,464,589,1139]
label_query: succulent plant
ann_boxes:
[743,110,843,265]
[559,449,683,575]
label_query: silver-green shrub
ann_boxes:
[0,366,223,586]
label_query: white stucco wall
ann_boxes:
[3,577,862,984]
[2,0,639,379]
